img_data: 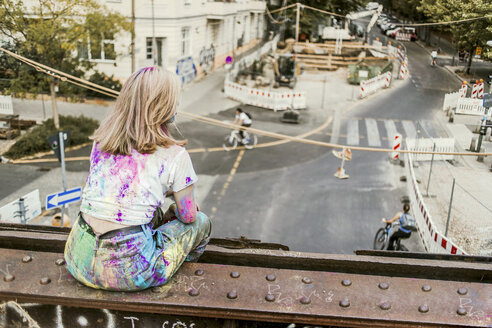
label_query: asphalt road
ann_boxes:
[1,35,461,254]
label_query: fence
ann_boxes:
[406,138,455,161]
[442,92,460,111]
[0,95,13,115]
[455,97,491,116]
[359,72,391,98]
[224,81,307,111]
[405,153,467,255]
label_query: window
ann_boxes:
[146,38,153,59]
[78,32,116,61]
[184,0,192,4]
[181,27,190,57]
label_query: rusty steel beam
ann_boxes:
[0,247,491,327]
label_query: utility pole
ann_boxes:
[131,0,135,73]
[50,77,59,129]
[151,0,157,66]
[295,3,300,43]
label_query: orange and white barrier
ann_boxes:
[456,97,491,116]
[333,148,351,179]
[406,137,455,161]
[471,82,479,99]
[478,80,484,99]
[398,57,408,79]
[359,72,392,98]
[224,81,307,111]
[406,153,466,255]
[458,82,467,98]
[392,134,401,160]
[442,91,460,111]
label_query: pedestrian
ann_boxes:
[64,66,211,291]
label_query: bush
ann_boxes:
[3,115,99,159]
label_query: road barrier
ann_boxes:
[459,82,467,98]
[471,83,479,99]
[0,95,13,115]
[398,56,408,79]
[359,72,391,98]
[224,81,307,111]
[406,153,467,255]
[455,97,491,116]
[392,134,401,160]
[442,91,460,111]
[406,138,455,161]
[478,81,484,99]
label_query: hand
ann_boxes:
[381,218,387,223]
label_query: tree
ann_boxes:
[418,0,492,74]
[0,0,130,128]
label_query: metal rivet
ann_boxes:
[265,294,275,302]
[194,269,204,276]
[266,274,276,282]
[302,277,312,284]
[230,271,240,279]
[227,290,237,299]
[419,304,429,313]
[22,256,32,263]
[341,279,352,286]
[189,288,200,297]
[55,259,65,266]
[457,287,467,295]
[378,282,389,290]
[299,296,311,304]
[3,274,14,282]
[457,307,467,316]
[422,285,432,292]
[339,299,350,308]
[380,302,391,310]
[40,277,51,285]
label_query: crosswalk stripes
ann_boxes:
[346,120,359,146]
[331,117,447,148]
[365,118,381,147]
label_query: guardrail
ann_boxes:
[456,97,491,116]
[405,153,467,255]
[224,81,307,111]
[359,72,391,98]
[406,138,455,161]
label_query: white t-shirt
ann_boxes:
[236,112,252,125]
[431,51,438,58]
[80,143,197,226]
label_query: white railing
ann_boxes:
[406,138,455,161]
[0,95,14,115]
[406,153,467,255]
[224,81,306,111]
[455,97,491,116]
[359,72,391,98]
[442,92,460,111]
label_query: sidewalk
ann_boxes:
[412,108,492,255]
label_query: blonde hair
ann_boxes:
[92,67,184,155]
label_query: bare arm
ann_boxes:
[384,212,402,224]
[173,184,197,224]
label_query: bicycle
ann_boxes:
[222,129,258,151]
[373,222,409,251]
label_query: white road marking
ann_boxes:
[346,119,359,145]
[402,120,417,139]
[384,120,399,148]
[365,118,381,147]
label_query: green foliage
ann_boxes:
[86,71,122,98]
[0,0,130,97]
[3,115,99,159]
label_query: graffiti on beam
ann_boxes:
[176,56,197,85]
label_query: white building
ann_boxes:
[96,0,267,83]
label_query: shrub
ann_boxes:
[3,115,99,159]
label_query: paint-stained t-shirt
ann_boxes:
[80,142,197,225]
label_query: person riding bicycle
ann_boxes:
[382,203,413,250]
[233,107,252,144]
[430,50,438,66]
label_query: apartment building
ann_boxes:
[93,0,267,83]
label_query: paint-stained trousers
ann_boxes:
[64,206,211,291]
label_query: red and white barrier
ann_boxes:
[442,91,460,111]
[478,81,484,99]
[456,97,491,116]
[392,134,401,160]
[398,57,408,79]
[359,72,392,98]
[406,137,455,161]
[459,82,467,98]
[406,153,467,255]
[396,47,406,62]
[224,81,307,111]
[471,83,478,99]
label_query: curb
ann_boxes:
[443,66,465,83]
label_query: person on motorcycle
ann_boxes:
[430,50,438,66]
[382,203,412,250]
[233,107,252,144]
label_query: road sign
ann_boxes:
[47,131,70,162]
[475,47,482,56]
[46,187,82,210]
[225,56,233,64]
[484,93,492,108]
[0,190,42,223]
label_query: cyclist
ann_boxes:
[430,50,438,66]
[382,203,412,250]
[233,107,252,144]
